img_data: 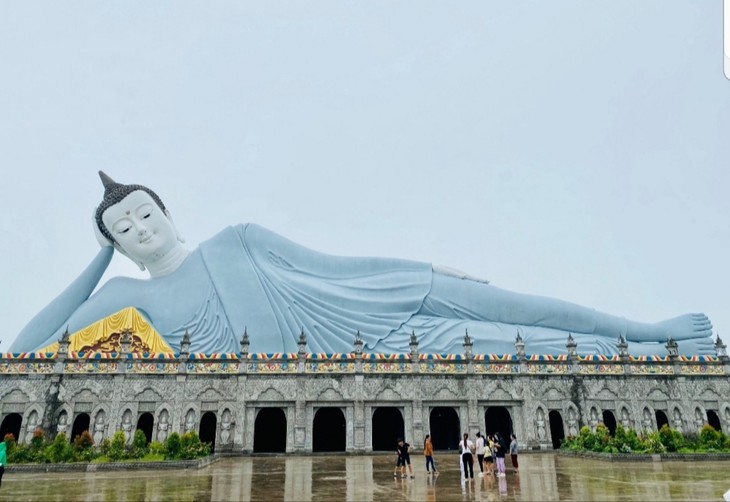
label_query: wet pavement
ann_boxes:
[1,452,728,501]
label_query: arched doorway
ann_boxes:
[136,412,154,445]
[199,411,218,452]
[0,413,22,442]
[429,407,460,450]
[485,407,513,440]
[372,407,404,451]
[549,410,565,449]
[313,407,346,452]
[655,410,669,430]
[253,408,287,452]
[71,413,91,442]
[602,410,617,436]
[707,410,722,431]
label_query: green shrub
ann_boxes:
[108,431,127,461]
[699,424,723,450]
[130,430,148,459]
[179,431,210,460]
[640,431,666,453]
[46,433,73,463]
[30,428,46,450]
[148,441,165,456]
[164,432,182,459]
[72,430,95,462]
[658,425,684,452]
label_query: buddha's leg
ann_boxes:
[424,273,712,343]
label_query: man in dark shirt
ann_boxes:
[395,438,415,479]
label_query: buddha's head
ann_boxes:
[95,171,187,274]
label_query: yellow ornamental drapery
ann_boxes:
[41,307,172,354]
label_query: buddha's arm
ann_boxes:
[9,247,114,352]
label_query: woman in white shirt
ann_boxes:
[460,433,475,480]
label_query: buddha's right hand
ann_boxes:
[92,210,113,248]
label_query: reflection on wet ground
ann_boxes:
[1,453,729,501]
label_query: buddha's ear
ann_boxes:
[113,242,146,272]
[164,209,186,244]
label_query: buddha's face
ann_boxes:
[101,190,179,265]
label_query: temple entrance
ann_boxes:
[313,407,346,452]
[371,407,404,451]
[549,410,565,449]
[71,413,90,442]
[707,410,722,431]
[429,407,460,450]
[136,412,154,444]
[655,410,669,430]
[0,413,22,442]
[602,410,617,436]
[253,408,287,452]
[485,407,513,440]
[199,411,217,452]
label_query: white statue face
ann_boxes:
[102,190,180,266]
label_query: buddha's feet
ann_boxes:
[626,313,713,343]
[626,335,715,356]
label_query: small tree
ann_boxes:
[73,430,96,462]
[46,432,73,463]
[130,430,148,459]
[164,432,182,459]
[108,431,127,461]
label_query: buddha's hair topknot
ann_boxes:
[95,172,166,243]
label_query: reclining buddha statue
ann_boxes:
[9,172,714,356]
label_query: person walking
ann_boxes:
[460,433,475,480]
[396,438,415,479]
[0,439,7,488]
[484,434,494,475]
[494,432,507,477]
[423,434,438,474]
[475,432,486,476]
[510,434,519,473]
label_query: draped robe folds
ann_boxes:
[202,224,432,353]
[14,223,707,356]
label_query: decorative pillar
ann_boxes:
[617,335,631,375]
[239,328,250,374]
[463,329,474,374]
[55,327,70,374]
[715,334,729,375]
[353,331,364,373]
[566,333,578,374]
[409,331,420,373]
[297,329,307,373]
[178,330,190,374]
[515,331,526,373]
[665,337,680,374]
[117,328,132,374]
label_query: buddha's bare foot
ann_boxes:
[676,336,715,356]
[626,313,712,343]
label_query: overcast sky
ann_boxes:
[1,1,728,351]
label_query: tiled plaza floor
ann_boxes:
[0,452,728,501]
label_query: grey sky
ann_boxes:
[1,1,728,351]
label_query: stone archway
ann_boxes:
[254,408,287,452]
[655,410,669,430]
[429,407,460,451]
[136,412,154,444]
[71,413,91,442]
[371,407,404,452]
[602,410,617,436]
[549,410,565,449]
[199,411,218,452]
[485,406,513,441]
[707,410,722,431]
[313,407,346,452]
[0,413,23,442]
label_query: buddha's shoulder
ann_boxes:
[208,223,291,245]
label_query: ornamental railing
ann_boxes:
[0,331,727,376]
